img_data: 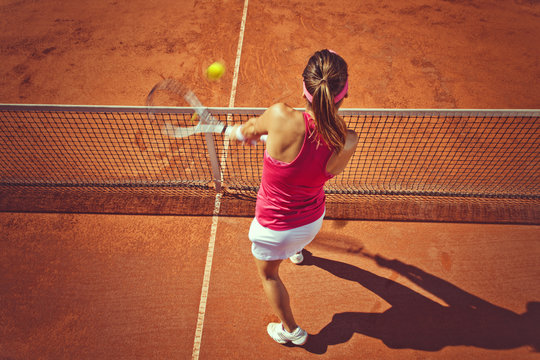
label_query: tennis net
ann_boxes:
[1,104,538,199]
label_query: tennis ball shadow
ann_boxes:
[328,219,349,229]
[310,231,364,255]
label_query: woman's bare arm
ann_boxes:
[326,130,359,176]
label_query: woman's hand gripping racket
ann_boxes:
[146,78,266,144]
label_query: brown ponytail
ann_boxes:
[302,50,348,152]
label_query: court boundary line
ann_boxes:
[228,0,249,109]
[191,194,222,360]
[191,0,249,358]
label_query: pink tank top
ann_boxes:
[255,112,334,230]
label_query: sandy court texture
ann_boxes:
[1,0,539,359]
[0,0,539,109]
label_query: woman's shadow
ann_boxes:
[297,250,539,354]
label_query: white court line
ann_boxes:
[228,0,249,109]
[191,195,222,360]
[191,0,249,359]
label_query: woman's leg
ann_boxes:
[254,258,298,332]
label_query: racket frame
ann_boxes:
[146,79,228,191]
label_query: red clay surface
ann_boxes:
[1,213,210,358]
[1,0,539,359]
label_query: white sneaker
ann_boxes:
[267,322,308,345]
[289,251,304,264]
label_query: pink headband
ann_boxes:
[303,49,348,104]
[303,78,348,104]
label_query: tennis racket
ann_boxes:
[146,78,266,143]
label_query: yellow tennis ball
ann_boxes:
[206,62,225,81]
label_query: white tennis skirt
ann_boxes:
[248,211,325,261]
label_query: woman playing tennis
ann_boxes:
[231,49,358,345]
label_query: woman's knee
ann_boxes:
[255,259,281,281]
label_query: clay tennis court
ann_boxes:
[1,0,539,359]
